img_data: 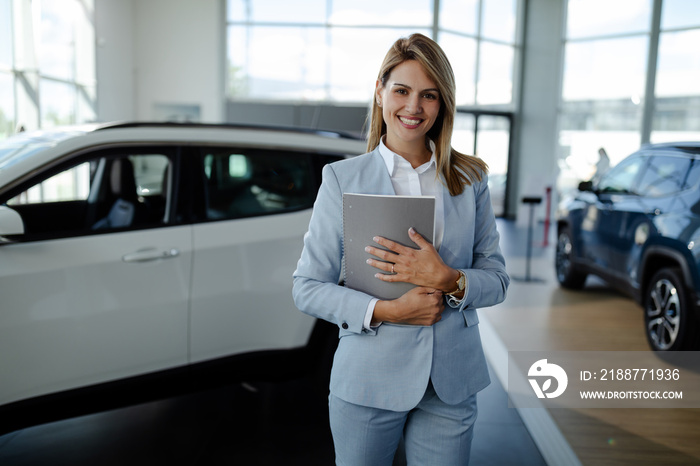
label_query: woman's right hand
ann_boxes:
[371,287,445,326]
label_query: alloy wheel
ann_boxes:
[556,232,574,283]
[646,277,681,350]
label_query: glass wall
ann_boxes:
[558,0,652,195]
[227,0,433,102]
[437,0,518,108]
[651,0,700,142]
[227,0,520,216]
[0,0,14,136]
[226,0,519,110]
[452,111,511,217]
[0,0,96,140]
[558,0,700,196]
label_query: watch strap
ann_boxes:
[445,270,466,296]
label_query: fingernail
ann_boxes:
[364,246,370,253]
[366,259,371,264]
[373,236,379,242]
[409,227,415,234]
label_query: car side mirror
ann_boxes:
[578,180,594,192]
[0,206,24,243]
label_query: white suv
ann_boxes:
[0,122,365,431]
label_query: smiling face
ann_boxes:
[376,59,442,163]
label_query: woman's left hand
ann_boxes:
[365,227,457,292]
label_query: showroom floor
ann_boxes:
[3,217,699,465]
[0,362,545,465]
[486,217,700,465]
[0,219,547,465]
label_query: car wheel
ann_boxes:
[555,227,587,289]
[644,268,700,351]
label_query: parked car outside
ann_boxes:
[0,122,365,432]
[555,142,700,351]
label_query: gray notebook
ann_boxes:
[342,193,435,300]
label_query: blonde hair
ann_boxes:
[366,33,488,196]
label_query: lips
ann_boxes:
[398,116,423,127]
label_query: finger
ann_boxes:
[366,258,395,273]
[372,236,408,254]
[364,245,397,261]
[374,271,399,282]
[408,227,432,249]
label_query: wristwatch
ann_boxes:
[446,270,466,296]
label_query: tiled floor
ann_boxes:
[0,220,548,465]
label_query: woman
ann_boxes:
[293,33,509,465]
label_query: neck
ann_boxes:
[384,138,431,168]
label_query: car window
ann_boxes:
[636,155,697,197]
[687,158,700,190]
[203,148,314,220]
[597,155,646,194]
[7,161,92,204]
[2,150,173,240]
[132,154,170,196]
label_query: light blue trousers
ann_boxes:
[329,381,478,466]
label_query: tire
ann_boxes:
[644,267,700,351]
[555,227,587,289]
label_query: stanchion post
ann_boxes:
[542,187,551,247]
[521,196,542,282]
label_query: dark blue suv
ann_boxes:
[555,142,700,351]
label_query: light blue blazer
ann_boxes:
[293,149,509,411]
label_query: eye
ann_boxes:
[395,88,408,95]
[423,93,438,100]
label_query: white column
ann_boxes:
[510,0,565,224]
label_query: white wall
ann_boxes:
[95,0,135,122]
[95,0,224,123]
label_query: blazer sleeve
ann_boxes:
[292,163,376,335]
[458,173,510,312]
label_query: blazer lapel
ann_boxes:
[359,149,396,196]
[439,174,456,241]
[439,181,471,265]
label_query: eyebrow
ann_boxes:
[392,82,440,93]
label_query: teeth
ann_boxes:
[399,116,421,125]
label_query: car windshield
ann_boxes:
[0,129,87,171]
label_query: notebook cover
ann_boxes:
[342,193,435,300]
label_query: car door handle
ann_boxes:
[122,248,180,263]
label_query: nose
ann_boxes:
[405,94,422,114]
